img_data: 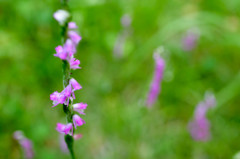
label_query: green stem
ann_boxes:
[62,61,75,159]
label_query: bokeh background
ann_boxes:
[1,0,240,158]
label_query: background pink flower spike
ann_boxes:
[146,49,165,107]
[188,92,216,141]
[13,131,34,159]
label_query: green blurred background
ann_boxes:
[1,0,240,158]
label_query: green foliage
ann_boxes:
[0,0,240,158]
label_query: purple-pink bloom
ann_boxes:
[68,31,82,45]
[19,139,34,159]
[54,46,68,60]
[68,22,78,29]
[205,93,216,108]
[73,103,87,115]
[50,84,74,107]
[13,131,34,159]
[64,39,76,57]
[69,78,82,99]
[56,123,73,135]
[50,91,67,107]
[189,115,210,141]
[62,84,72,106]
[73,114,85,128]
[188,93,216,141]
[63,84,72,97]
[182,30,199,51]
[69,58,81,70]
[146,53,165,107]
[70,78,82,91]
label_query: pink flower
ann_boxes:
[54,46,68,60]
[50,91,67,107]
[182,30,199,51]
[62,84,72,106]
[205,93,216,108]
[189,116,210,141]
[69,58,81,70]
[63,84,72,97]
[73,114,85,128]
[68,31,82,45]
[73,103,87,115]
[13,131,34,159]
[56,123,73,135]
[188,93,216,141]
[70,78,82,91]
[20,139,34,159]
[146,52,165,107]
[69,78,82,99]
[68,22,78,29]
[54,39,78,60]
[64,39,76,57]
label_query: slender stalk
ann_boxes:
[60,1,75,158]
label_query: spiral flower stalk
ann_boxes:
[50,1,87,158]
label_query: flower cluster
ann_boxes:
[51,10,87,137]
[13,131,34,159]
[188,93,216,141]
[146,51,165,107]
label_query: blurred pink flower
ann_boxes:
[54,45,68,60]
[182,30,199,51]
[68,31,82,45]
[65,39,77,57]
[188,93,216,141]
[146,52,165,107]
[13,131,34,159]
[69,58,81,70]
